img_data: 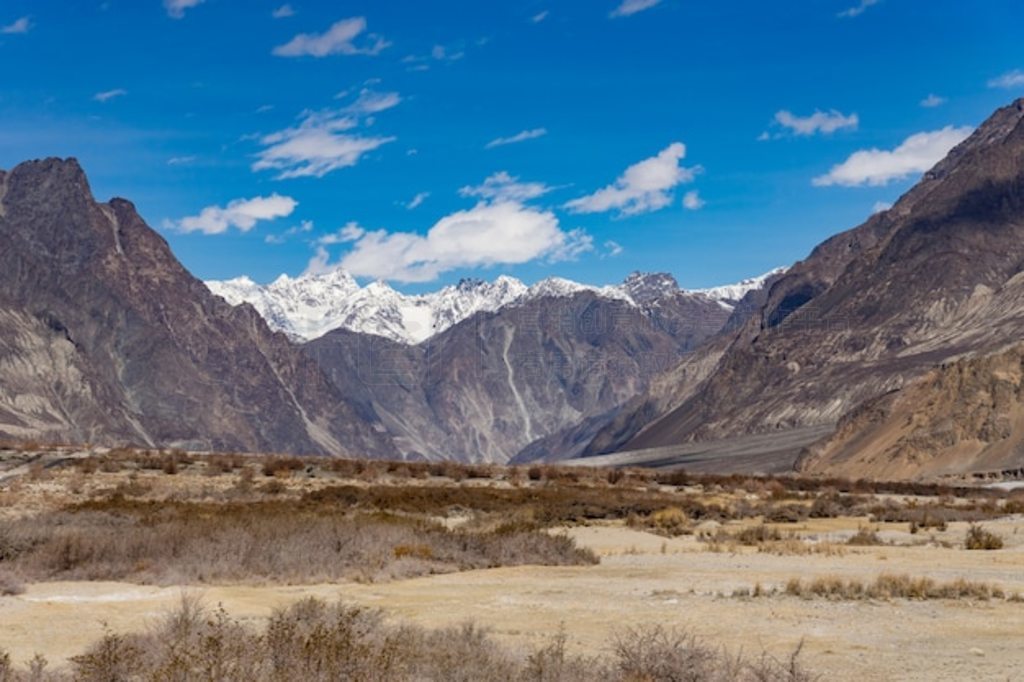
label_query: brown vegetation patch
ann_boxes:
[0,499,596,585]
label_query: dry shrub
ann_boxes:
[261,457,303,478]
[0,500,597,585]
[74,458,99,475]
[0,599,817,681]
[258,479,287,496]
[612,625,814,682]
[735,524,783,545]
[782,573,1007,601]
[606,468,626,485]
[757,539,846,557]
[628,507,691,537]
[763,504,807,523]
[846,527,883,546]
[964,525,1004,550]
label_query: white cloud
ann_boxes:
[459,172,553,203]
[318,202,587,282]
[164,0,204,19]
[273,17,390,58]
[252,108,395,179]
[93,89,127,103]
[305,247,333,275]
[167,155,197,165]
[485,128,547,149]
[813,125,973,187]
[339,89,401,115]
[532,10,549,23]
[919,94,946,108]
[565,142,699,216]
[872,201,893,214]
[272,4,295,18]
[1,16,31,34]
[988,69,1024,90]
[407,192,430,210]
[837,0,879,18]
[551,229,594,261]
[682,190,705,210]
[604,240,624,257]
[315,221,366,245]
[175,194,297,235]
[774,109,858,136]
[610,0,662,18]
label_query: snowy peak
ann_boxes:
[621,272,681,303]
[205,267,785,345]
[690,266,787,307]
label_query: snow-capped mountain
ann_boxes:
[207,271,529,344]
[206,267,785,344]
[691,266,788,308]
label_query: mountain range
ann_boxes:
[0,160,765,461]
[205,268,781,345]
[3,98,1024,480]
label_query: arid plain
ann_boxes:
[2,447,1022,681]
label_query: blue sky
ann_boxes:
[1,0,1022,292]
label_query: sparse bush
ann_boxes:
[764,504,807,523]
[757,539,846,557]
[735,524,783,546]
[0,598,820,681]
[846,527,883,546]
[781,573,1006,601]
[964,524,1004,550]
[628,507,691,537]
[259,479,287,495]
[261,457,303,478]
[160,455,178,476]
[71,629,143,681]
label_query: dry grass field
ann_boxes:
[2,445,1024,680]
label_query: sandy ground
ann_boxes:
[2,518,1024,681]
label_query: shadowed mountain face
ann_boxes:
[580,98,1024,479]
[0,158,397,457]
[305,289,731,463]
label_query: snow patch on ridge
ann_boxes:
[206,267,786,345]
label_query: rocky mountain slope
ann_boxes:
[0,158,396,457]
[581,98,1024,479]
[797,343,1024,479]
[305,277,734,462]
[206,268,779,345]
